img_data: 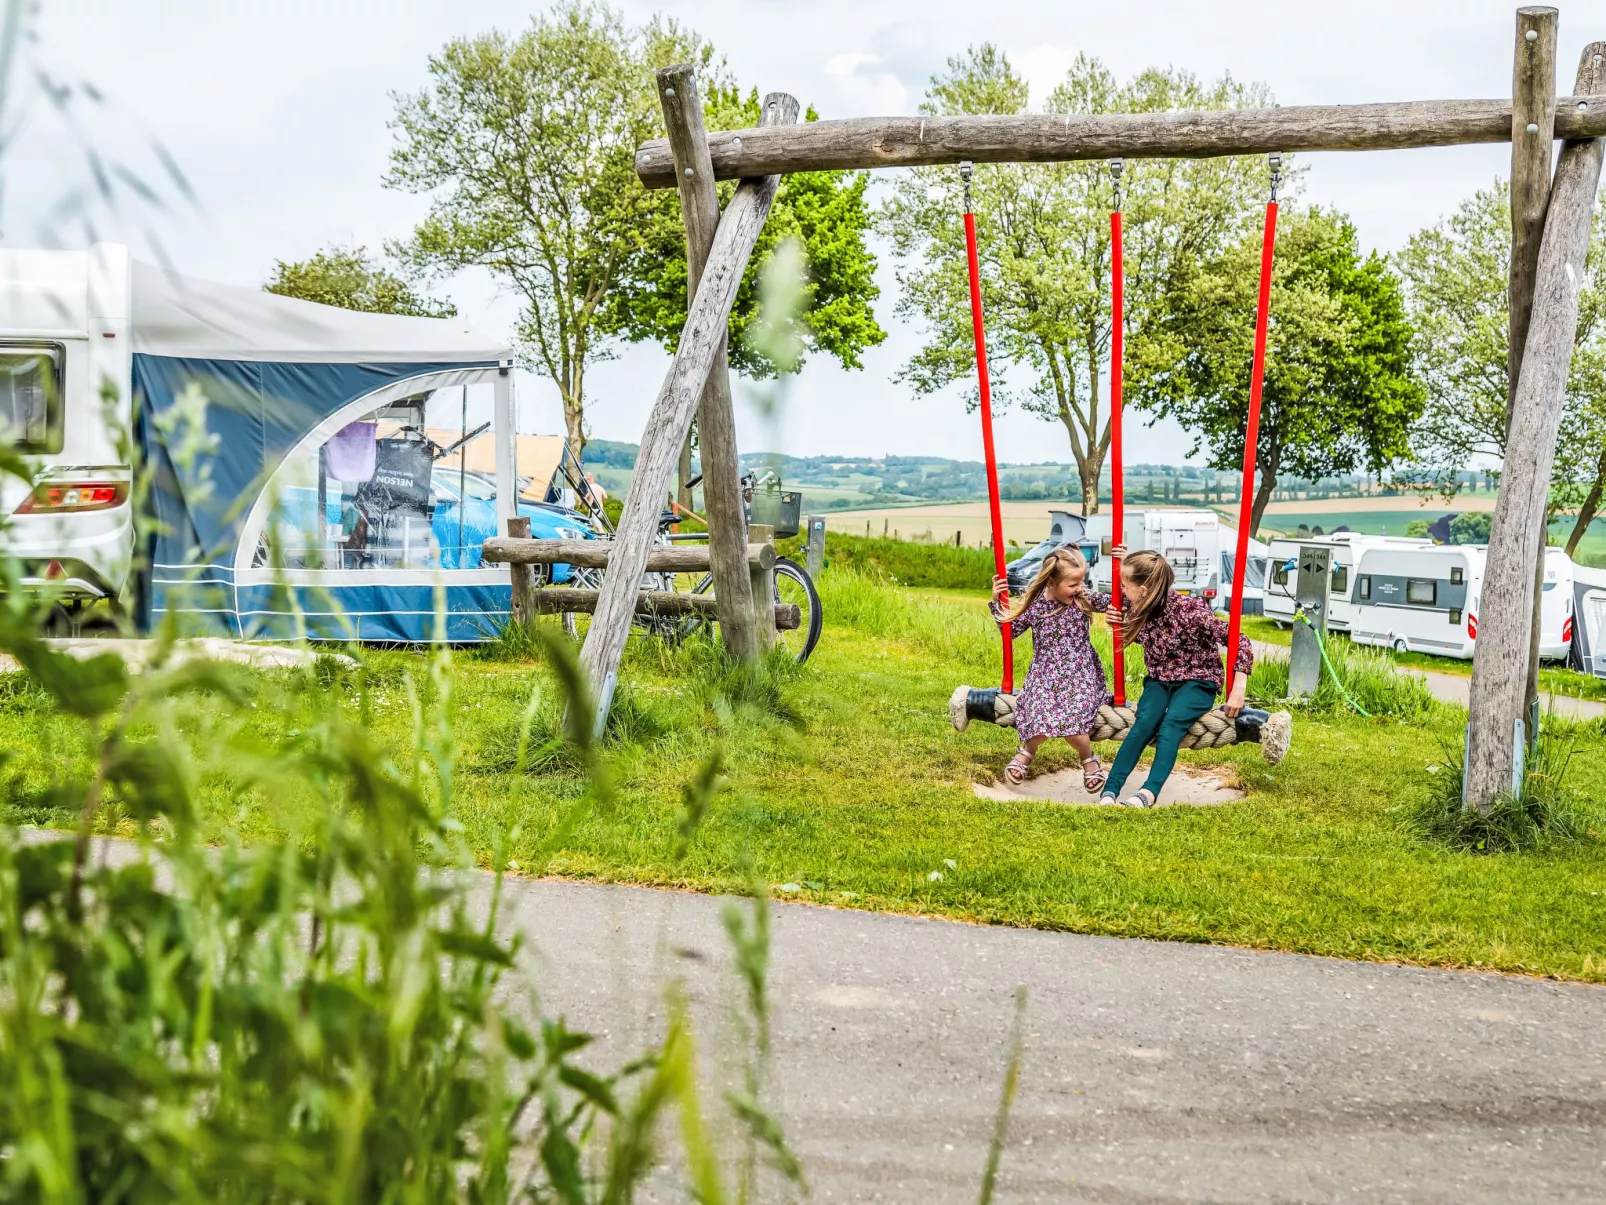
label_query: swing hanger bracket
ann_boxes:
[1267,152,1284,203]
[1109,157,1124,212]
[959,159,974,214]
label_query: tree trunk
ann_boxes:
[563,396,585,458]
[1565,447,1606,556]
[1248,458,1279,537]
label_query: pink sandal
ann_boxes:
[1081,756,1107,792]
[1005,748,1034,785]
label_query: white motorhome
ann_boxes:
[1263,532,1432,632]
[0,243,135,603]
[1569,563,1606,678]
[1087,508,1226,601]
[1348,544,1578,661]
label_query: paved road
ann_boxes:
[1251,640,1605,720]
[509,878,1606,1204]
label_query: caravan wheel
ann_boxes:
[1393,638,1409,654]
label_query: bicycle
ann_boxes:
[661,471,822,663]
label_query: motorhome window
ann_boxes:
[1273,562,1290,586]
[1406,579,1436,606]
[0,343,64,453]
[1359,575,1371,600]
[1450,567,1463,585]
[1331,566,1349,595]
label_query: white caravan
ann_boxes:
[0,243,135,602]
[1348,544,1579,661]
[1569,562,1606,678]
[1263,533,1432,632]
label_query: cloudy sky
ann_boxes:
[6,0,1572,465]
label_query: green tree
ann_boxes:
[600,88,884,379]
[1396,180,1606,553]
[1132,208,1424,536]
[1449,511,1493,545]
[264,245,455,317]
[385,3,714,453]
[881,47,1274,514]
[1404,518,1431,538]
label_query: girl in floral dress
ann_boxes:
[989,547,1111,790]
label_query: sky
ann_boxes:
[3,0,1565,466]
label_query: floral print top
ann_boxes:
[989,591,1112,739]
[1132,591,1253,688]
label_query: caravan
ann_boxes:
[1263,532,1432,632]
[1569,562,1606,678]
[0,243,592,640]
[1348,544,1581,662]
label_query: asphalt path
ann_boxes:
[510,877,1606,1204]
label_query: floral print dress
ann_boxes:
[990,592,1112,739]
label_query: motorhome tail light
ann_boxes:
[1562,616,1573,644]
[15,481,129,514]
[1467,613,1478,639]
[1203,588,1217,598]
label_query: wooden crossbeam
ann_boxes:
[634,96,1606,187]
[516,586,801,631]
[481,537,774,572]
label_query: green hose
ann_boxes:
[1294,608,1372,718]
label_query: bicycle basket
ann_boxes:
[746,490,802,539]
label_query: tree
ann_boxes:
[1404,518,1431,538]
[1396,180,1606,551]
[599,86,885,502]
[385,4,715,453]
[1132,207,1424,536]
[881,47,1273,514]
[1449,511,1492,545]
[264,246,455,317]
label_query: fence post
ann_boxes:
[507,516,534,629]
[805,515,826,576]
[749,523,777,652]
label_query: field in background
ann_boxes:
[824,501,1073,548]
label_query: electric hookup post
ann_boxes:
[805,515,826,577]
[1288,546,1332,699]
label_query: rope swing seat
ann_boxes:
[951,154,1294,770]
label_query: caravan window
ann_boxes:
[0,343,64,454]
[1406,579,1437,606]
[1331,566,1349,595]
[1359,575,1371,600]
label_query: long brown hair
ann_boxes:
[1006,546,1092,620]
[1118,549,1174,646]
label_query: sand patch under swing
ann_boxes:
[972,761,1244,807]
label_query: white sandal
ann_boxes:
[1005,748,1034,785]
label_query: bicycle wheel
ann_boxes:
[772,557,822,663]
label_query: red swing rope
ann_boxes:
[1224,154,1283,701]
[1108,160,1126,707]
[961,161,1013,693]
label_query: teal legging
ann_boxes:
[1103,678,1219,801]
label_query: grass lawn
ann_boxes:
[5,574,1606,983]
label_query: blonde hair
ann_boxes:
[1006,546,1091,620]
[1117,549,1174,645]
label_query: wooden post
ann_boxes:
[578,92,800,732]
[1511,8,1559,742]
[1466,42,1605,814]
[659,63,760,661]
[749,523,777,652]
[506,516,535,628]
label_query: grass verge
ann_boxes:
[4,574,1606,982]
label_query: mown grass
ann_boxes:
[4,574,1606,982]
[776,530,1020,591]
